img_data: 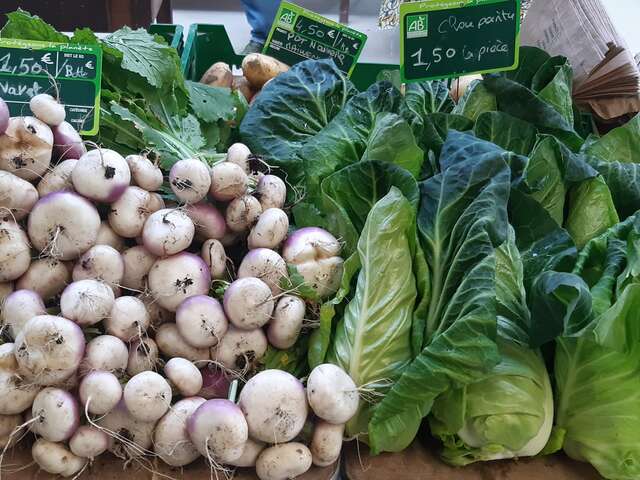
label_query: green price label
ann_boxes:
[0,38,102,135]
[263,1,368,76]
[400,0,521,83]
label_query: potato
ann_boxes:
[242,53,289,89]
[233,75,255,102]
[200,62,233,88]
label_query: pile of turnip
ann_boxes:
[0,93,355,479]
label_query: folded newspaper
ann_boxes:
[521,0,640,119]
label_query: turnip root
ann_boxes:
[255,175,286,210]
[108,186,159,239]
[154,397,206,466]
[142,208,195,257]
[69,425,109,460]
[239,370,308,443]
[226,195,262,232]
[127,338,159,376]
[187,399,248,463]
[148,253,210,312]
[36,158,77,196]
[121,246,156,291]
[242,53,289,89]
[201,62,233,88]
[156,323,210,362]
[176,295,228,348]
[229,438,266,467]
[198,365,231,399]
[105,296,150,341]
[79,371,122,415]
[170,159,211,204]
[256,442,312,480]
[0,116,53,181]
[310,421,344,466]
[82,335,128,376]
[14,315,85,385]
[31,387,79,442]
[267,295,306,349]
[138,292,174,328]
[226,143,252,173]
[282,227,344,298]
[32,439,87,477]
[72,148,131,203]
[164,358,203,397]
[30,93,66,126]
[0,171,38,220]
[28,191,101,260]
[0,363,41,414]
[60,279,115,326]
[123,371,171,422]
[224,277,273,330]
[1,289,46,339]
[248,208,289,250]
[95,221,126,252]
[0,98,8,135]
[307,364,358,424]
[0,343,16,371]
[52,121,86,162]
[201,239,227,279]
[17,257,70,300]
[72,245,124,291]
[212,325,267,370]
[0,413,23,448]
[0,220,31,282]
[97,400,155,459]
[186,202,227,240]
[238,248,288,296]
[126,154,163,191]
[210,162,248,201]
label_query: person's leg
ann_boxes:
[240,0,280,44]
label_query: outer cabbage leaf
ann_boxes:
[327,188,418,449]
[583,114,640,163]
[368,131,511,454]
[452,81,497,122]
[474,111,537,156]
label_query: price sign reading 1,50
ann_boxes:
[0,50,96,79]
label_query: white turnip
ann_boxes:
[105,296,150,341]
[187,399,248,463]
[224,277,273,330]
[142,208,195,257]
[138,292,174,328]
[30,93,66,126]
[108,186,160,238]
[31,387,79,442]
[0,362,41,415]
[0,170,38,220]
[229,438,265,467]
[226,195,262,232]
[307,363,358,424]
[69,425,109,460]
[255,175,286,210]
[154,397,206,467]
[60,279,115,326]
[79,370,123,415]
[28,191,101,260]
[238,369,308,443]
[210,162,248,201]
[32,439,87,477]
[170,158,211,204]
[1,289,46,339]
[0,116,53,181]
[256,442,312,480]
[225,143,252,173]
[0,343,16,371]
[248,208,289,250]
[16,257,70,300]
[97,400,155,459]
[155,323,210,362]
[212,325,267,371]
[238,248,288,296]
[82,335,128,376]
[127,338,159,376]
[52,121,86,162]
[14,315,85,385]
[283,227,344,298]
[121,246,156,291]
[148,253,210,312]
[72,148,131,203]
[36,158,77,196]
[164,358,203,397]
[176,295,228,348]
[0,220,31,282]
[123,371,171,422]
[126,154,163,191]
[95,221,126,252]
[0,413,23,449]
[310,421,344,466]
[267,295,306,349]
[201,239,227,280]
[186,201,227,240]
[72,244,124,291]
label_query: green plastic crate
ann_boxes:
[181,23,395,91]
[149,23,184,54]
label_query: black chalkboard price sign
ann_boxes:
[400,0,521,83]
[263,1,367,76]
[0,38,102,135]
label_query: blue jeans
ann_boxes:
[240,0,281,43]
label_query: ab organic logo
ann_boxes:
[407,13,429,38]
[278,7,298,30]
